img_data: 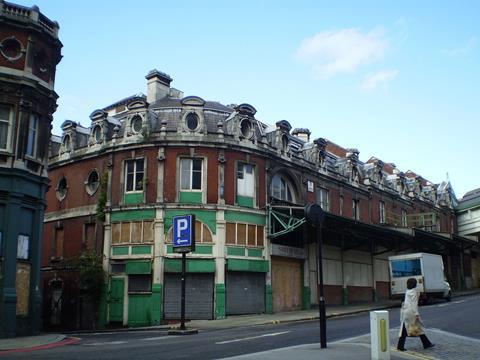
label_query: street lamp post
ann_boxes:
[305,203,327,348]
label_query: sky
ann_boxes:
[16,0,479,198]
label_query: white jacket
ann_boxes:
[399,288,425,336]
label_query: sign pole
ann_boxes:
[317,223,327,348]
[181,251,186,331]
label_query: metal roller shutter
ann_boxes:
[164,273,214,320]
[226,272,265,315]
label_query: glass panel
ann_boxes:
[135,172,144,191]
[248,225,256,246]
[26,114,37,156]
[0,122,7,149]
[180,159,191,190]
[128,275,152,293]
[237,224,246,245]
[192,159,202,190]
[226,223,236,245]
[391,259,422,278]
[0,104,10,120]
[272,175,281,198]
[256,226,264,247]
[126,173,134,192]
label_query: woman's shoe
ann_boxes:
[397,348,407,351]
[424,344,435,349]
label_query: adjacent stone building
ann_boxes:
[43,69,479,330]
[0,1,62,337]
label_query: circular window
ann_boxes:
[240,119,253,139]
[131,115,143,133]
[56,177,68,201]
[92,125,102,143]
[185,112,199,131]
[85,170,100,195]
[0,37,23,61]
[63,135,71,151]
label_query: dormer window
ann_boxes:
[240,119,253,139]
[281,134,289,152]
[185,112,199,131]
[63,135,71,151]
[92,125,102,143]
[131,115,143,134]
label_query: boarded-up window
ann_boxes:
[121,223,131,243]
[143,221,154,243]
[237,224,246,245]
[166,220,213,244]
[248,225,256,246]
[112,223,121,244]
[257,226,264,247]
[131,222,143,243]
[16,262,31,316]
[226,222,264,247]
[202,223,213,243]
[226,223,236,244]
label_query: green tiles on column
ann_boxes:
[227,247,245,256]
[302,287,311,310]
[128,294,152,327]
[167,244,212,255]
[112,246,129,256]
[125,260,151,274]
[236,195,254,208]
[131,245,152,255]
[124,192,144,205]
[215,284,226,319]
[111,209,155,222]
[164,258,215,273]
[265,285,273,314]
[152,284,162,325]
[227,259,269,272]
[247,248,263,258]
[224,211,265,225]
[179,191,202,204]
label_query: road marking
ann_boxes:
[437,303,450,307]
[142,336,176,341]
[215,331,290,345]
[83,341,127,346]
[452,300,466,304]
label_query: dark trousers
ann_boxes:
[397,324,433,349]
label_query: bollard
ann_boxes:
[370,310,390,360]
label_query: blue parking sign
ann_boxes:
[172,215,196,252]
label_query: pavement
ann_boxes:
[0,289,479,359]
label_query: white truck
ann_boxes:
[388,253,451,303]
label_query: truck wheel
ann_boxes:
[445,291,452,302]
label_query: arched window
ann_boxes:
[271,174,295,202]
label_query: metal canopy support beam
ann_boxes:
[268,205,306,239]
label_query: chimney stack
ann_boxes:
[146,69,172,103]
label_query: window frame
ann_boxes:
[317,187,330,211]
[352,199,360,220]
[236,162,256,199]
[26,113,39,158]
[271,174,295,203]
[379,201,386,224]
[0,103,13,152]
[401,209,408,227]
[124,158,145,193]
[179,157,203,192]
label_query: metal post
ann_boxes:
[317,224,327,348]
[180,252,186,330]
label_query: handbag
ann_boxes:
[407,319,423,337]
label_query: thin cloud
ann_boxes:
[442,36,477,57]
[361,69,398,92]
[295,27,388,79]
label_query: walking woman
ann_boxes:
[397,277,435,351]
